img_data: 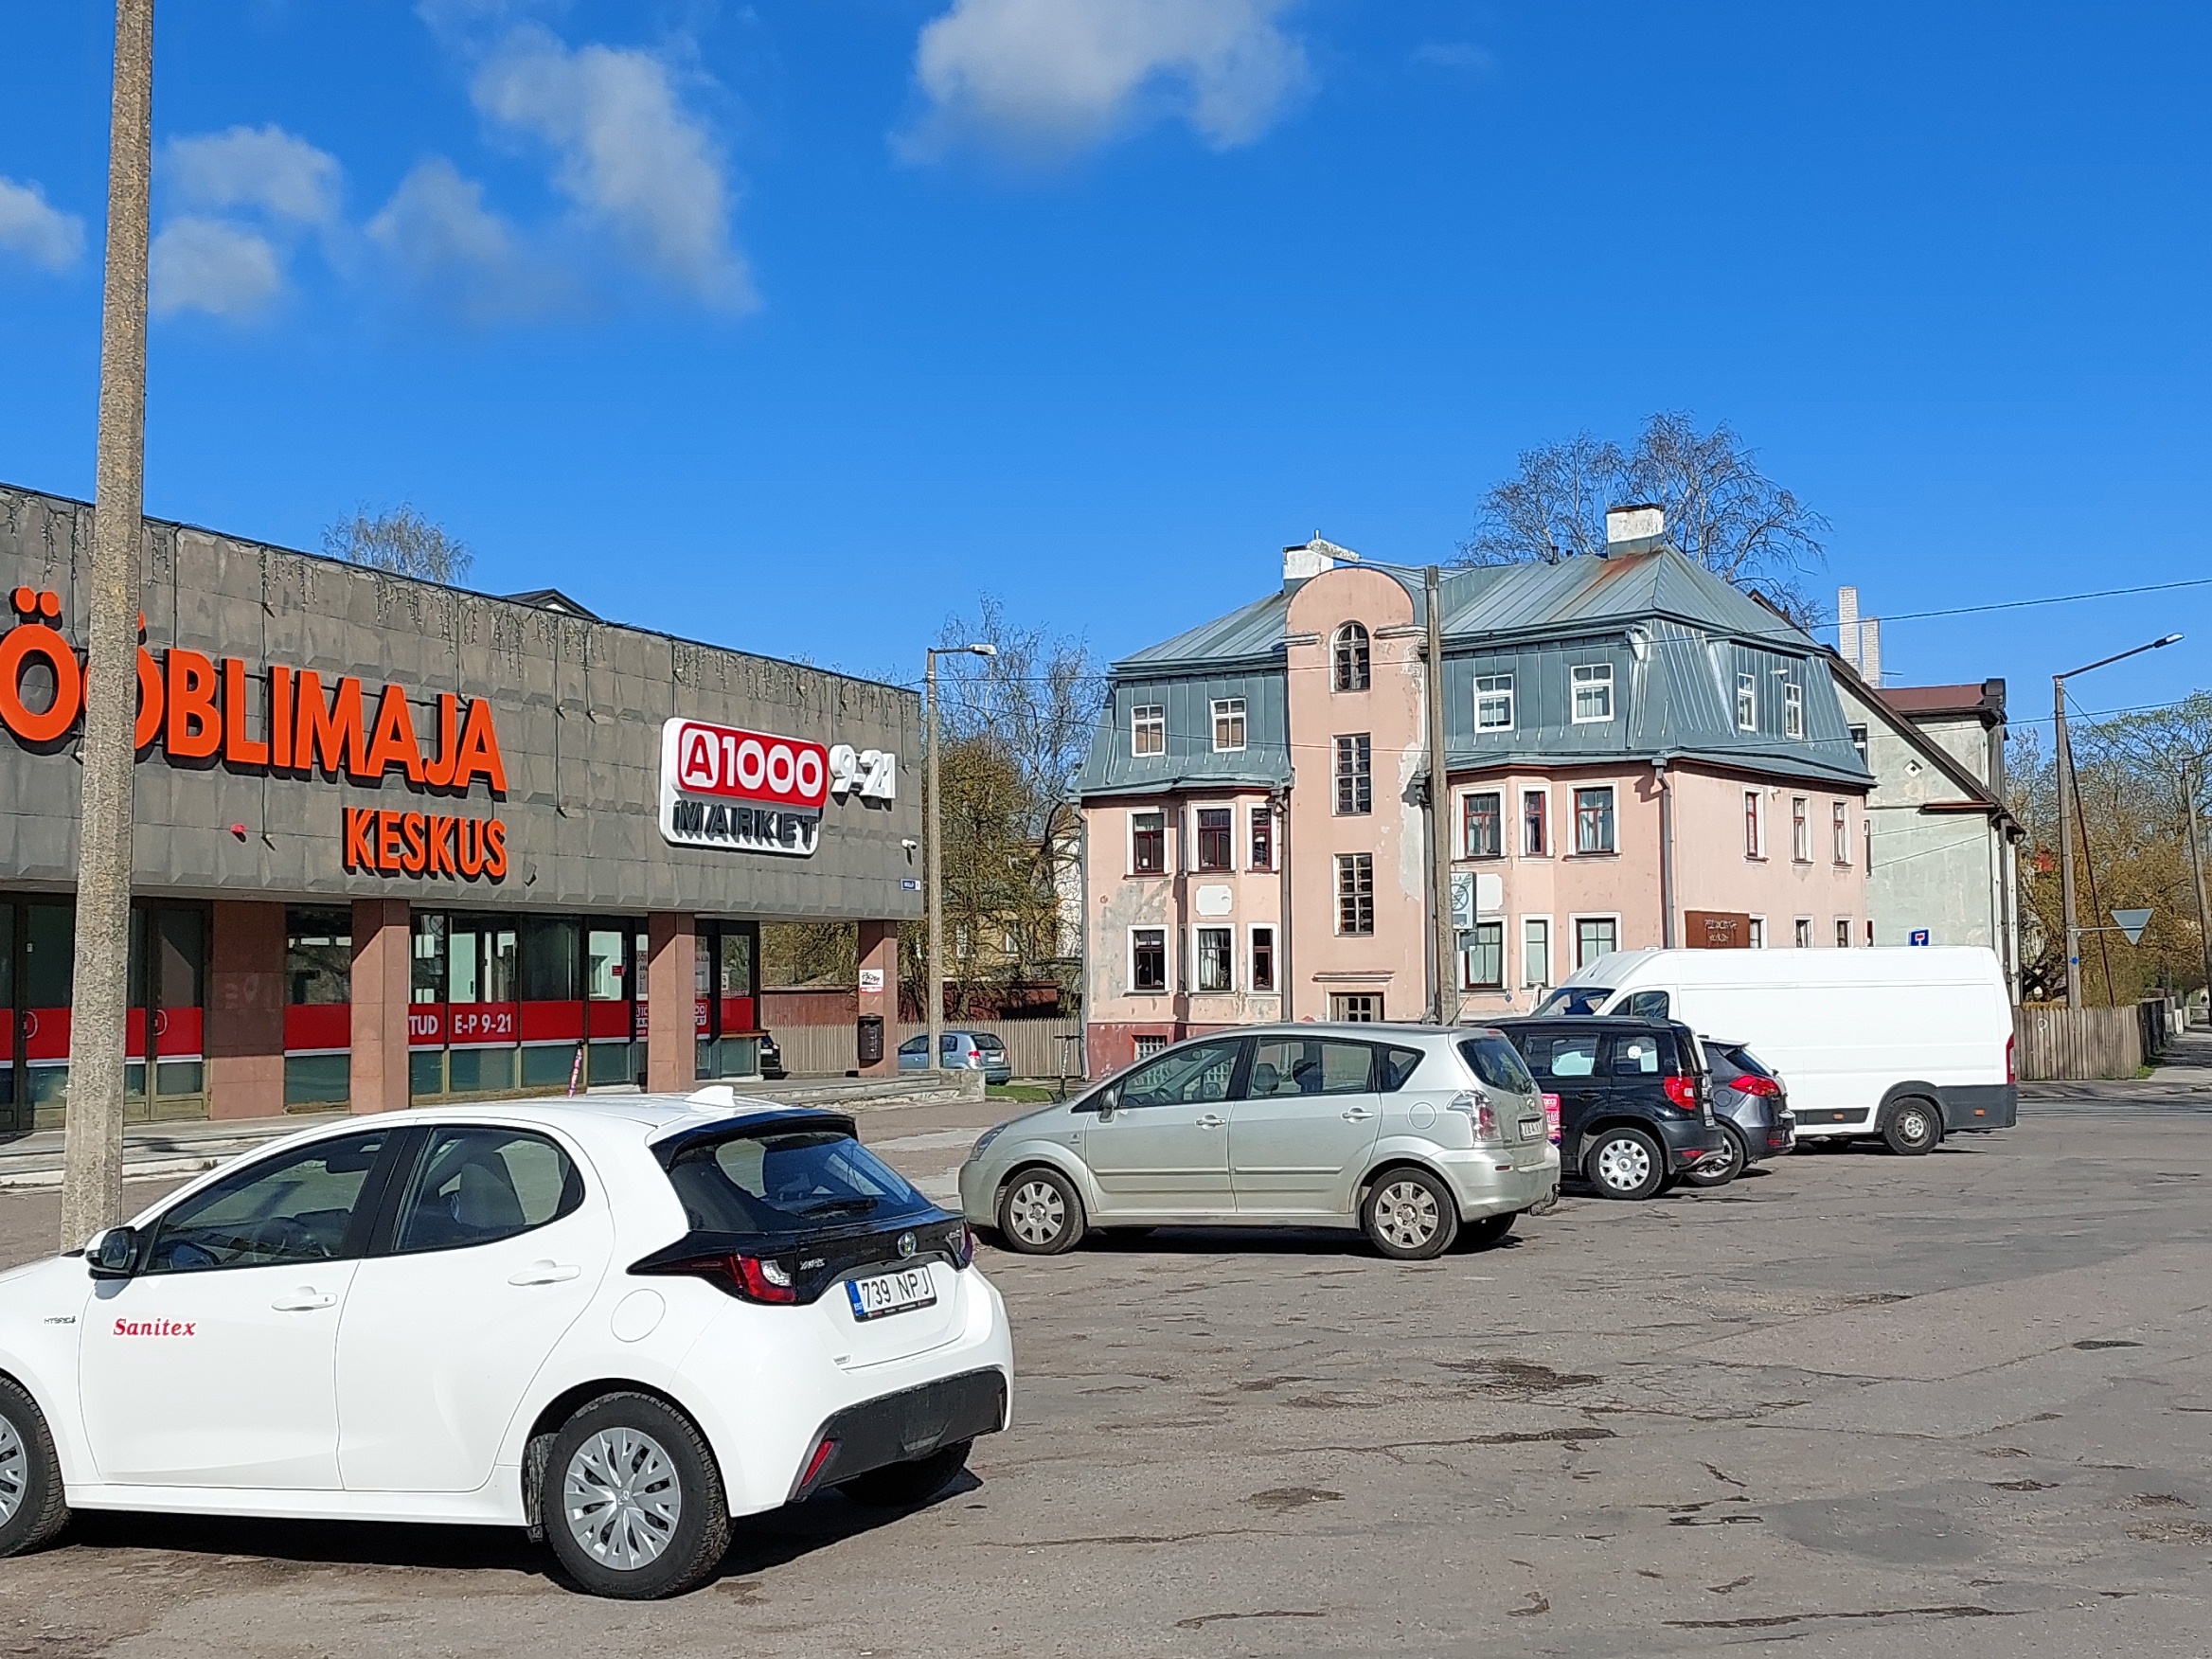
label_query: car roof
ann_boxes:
[1488,1014,1678,1031]
[264,1090,851,1150]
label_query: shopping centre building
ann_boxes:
[0,483,919,1129]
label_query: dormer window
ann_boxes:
[1132,704,1165,757]
[1332,623,1370,692]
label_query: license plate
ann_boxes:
[1517,1115,1544,1141]
[847,1267,937,1321]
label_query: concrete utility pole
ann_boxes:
[2185,758,2212,1015]
[62,0,154,1250]
[925,643,994,1073]
[2054,633,2182,1010]
[1424,564,1455,1026]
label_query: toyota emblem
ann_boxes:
[897,1232,917,1259]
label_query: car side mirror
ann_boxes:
[87,1225,139,1279]
[1091,1085,1121,1121]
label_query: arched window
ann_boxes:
[1332,622,1370,692]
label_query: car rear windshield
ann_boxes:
[1534,986,1611,1016]
[1714,1043,1769,1078]
[1458,1036,1537,1095]
[972,1034,1006,1052]
[663,1130,933,1236]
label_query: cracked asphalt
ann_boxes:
[3,1097,2210,1657]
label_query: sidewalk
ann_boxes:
[0,1071,988,1188]
[2020,1022,2212,1103]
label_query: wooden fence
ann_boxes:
[775,1018,1086,1081]
[2013,1004,2143,1081]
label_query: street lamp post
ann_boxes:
[926,643,996,1073]
[2054,633,2182,1008]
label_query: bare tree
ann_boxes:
[1460,413,1829,623]
[325,504,473,584]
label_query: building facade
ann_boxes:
[0,484,919,1128]
[1077,511,1875,1074]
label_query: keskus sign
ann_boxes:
[659,718,830,857]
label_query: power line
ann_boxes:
[1812,575,2212,632]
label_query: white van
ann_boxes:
[1534,946,2016,1153]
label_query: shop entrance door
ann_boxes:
[0,903,18,1134]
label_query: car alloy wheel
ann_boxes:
[0,1415,24,1529]
[563,1427,682,1573]
[1362,1166,1458,1260]
[998,1168,1083,1254]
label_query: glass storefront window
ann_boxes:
[285,908,352,1006]
[411,913,446,1004]
[25,901,73,1115]
[520,918,580,1002]
[285,906,352,1108]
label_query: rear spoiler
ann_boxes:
[649,1106,861,1169]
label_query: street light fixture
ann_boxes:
[927,643,996,1073]
[2054,633,2183,1008]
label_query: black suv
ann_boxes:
[1490,1017,1729,1201]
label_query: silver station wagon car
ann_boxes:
[958,1024,1560,1260]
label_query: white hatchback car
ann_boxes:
[0,1092,1012,1598]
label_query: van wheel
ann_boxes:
[997,1168,1085,1255]
[0,1378,69,1558]
[1583,1127,1666,1200]
[1683,1126,1745,1188]
[1882,1099,1941,1156]
[1363,1167,1460,1259]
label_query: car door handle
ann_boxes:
[271,1289,336,1311]
[1194,1115,1227,1130]
[1340,1106,1377,1122]
[508,1261,582,1286]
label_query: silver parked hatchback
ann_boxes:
[958,1024,1560,1260]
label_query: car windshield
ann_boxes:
[1458,1036,1536,1095]
[1534,986,1612,1016]
[663,1130,932,1235]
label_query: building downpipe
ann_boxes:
[1655,759,1677,949]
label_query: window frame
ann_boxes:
[139,1127,400,1275]
[1521,915,1551,989]
[1130,809,1166,876]
[1131,703,1166,758]
[1474,672,1515,732]
[1572,914,1621,970]
[1736,671,1757,732]
[1193,925,1235,993]
[1848,722,1869,760]
[1249,924,1276,993]
[1462,790,1504,859]
[1793,918,1812,950]
[1194,806,1234,872]
[1570,663,1614,724]
[1249,805,1275,871]
[1835,919,1852,949]
[1460,919,1505,990]
[1744,790,1764,860]
[1573,786,1615,855]
[386,1125,586,1258]
[1335,852,1376,937]
[1522,788,1548,857]
[1748,916,1765,950]
[1331,622,1371,692]
[1210,697,1247,754]
[1831,800,1850,865]
[1130,927,1168,993]
[1784,682,1805,740]
[1333,734,1373,816]
[1792,795,1811,863]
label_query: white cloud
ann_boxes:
[905,0,1309,157]
[164,124,342,225]
[0,177,86,273]
[367,155,568,318]
[150,217,283,318]
[471,24,751,309]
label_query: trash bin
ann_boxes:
[857,1013,884,1067]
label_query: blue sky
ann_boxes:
[1,1,2207,737]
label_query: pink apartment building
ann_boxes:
[1077,509,1872,1075]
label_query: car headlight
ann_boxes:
[967,1124,1008,1162]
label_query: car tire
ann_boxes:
[1882,1098,1941,1156]
[542,1392,730,1600]
[1362,1166,1460,1260]
[836,1439,972,1508]
[1683,1125,1746,1189]
[997,1167,1085,1255]
[1460,1212,1516,1251]
[1582,1126,1667,1201]
[0,1377,69,1560]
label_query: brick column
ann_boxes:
[856,919,899,1077]
[349,899,412,1115]
[646,912,697,1094]
[205,901,286,1121]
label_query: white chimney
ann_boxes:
[1603,504,1666,553]
[1282,538,1334,587]
[1837,585,1861,672]
[1861,616,1882,687]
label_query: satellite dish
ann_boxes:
[2113,907,2153,944]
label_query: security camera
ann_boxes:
[901,838,919,850]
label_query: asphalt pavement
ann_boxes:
[3,1092,2211,1657]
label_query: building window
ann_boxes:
[1463,791,1503,858]
[1211,698,1246,753]
[1792,796,1811,863]
[1132,928,1167,991]
[1336,853,1375,936]
[1131,810,1166,874]
[1575,917,1618,969]
[1331,992,1382,1023]
[1250,806,1274,870]
[1474,673,1514,732]
[1785,682,1805,739]
[1831,801,1849,865]
[1848,723,1868,760]
[1571,663,1614,723]
[1835,919,1851,949]
[1195,926,1234,991]
[1523,789,1548,856]
[1744,791,1764,859]
[1865,918,1875,947]
[1334,735,1372,815]
[1748,917,1765,949]
[1196,808,1233,870]
[1132,704,1166,758]
[1736,672,1757,731]
[1793,918,1811,950]
[1523,917,1551,987]
[1461,920,1505,990]
[1574,787,1615,854]
[1251,925,1275,992]
[1133,1035,1167,1061]
[954,923,972,959]
[1332,622,1371,692]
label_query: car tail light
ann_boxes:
[1730,1074,1781,1097]
[640,1252,799,1305]
[1543,1093,1561,1145]
[1451,1091,1502,1142]
[1662,1075,1699,1111]
[797,1436,839,1492]
[948,1222,976,1270]
[2006,1035,2016,1085]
